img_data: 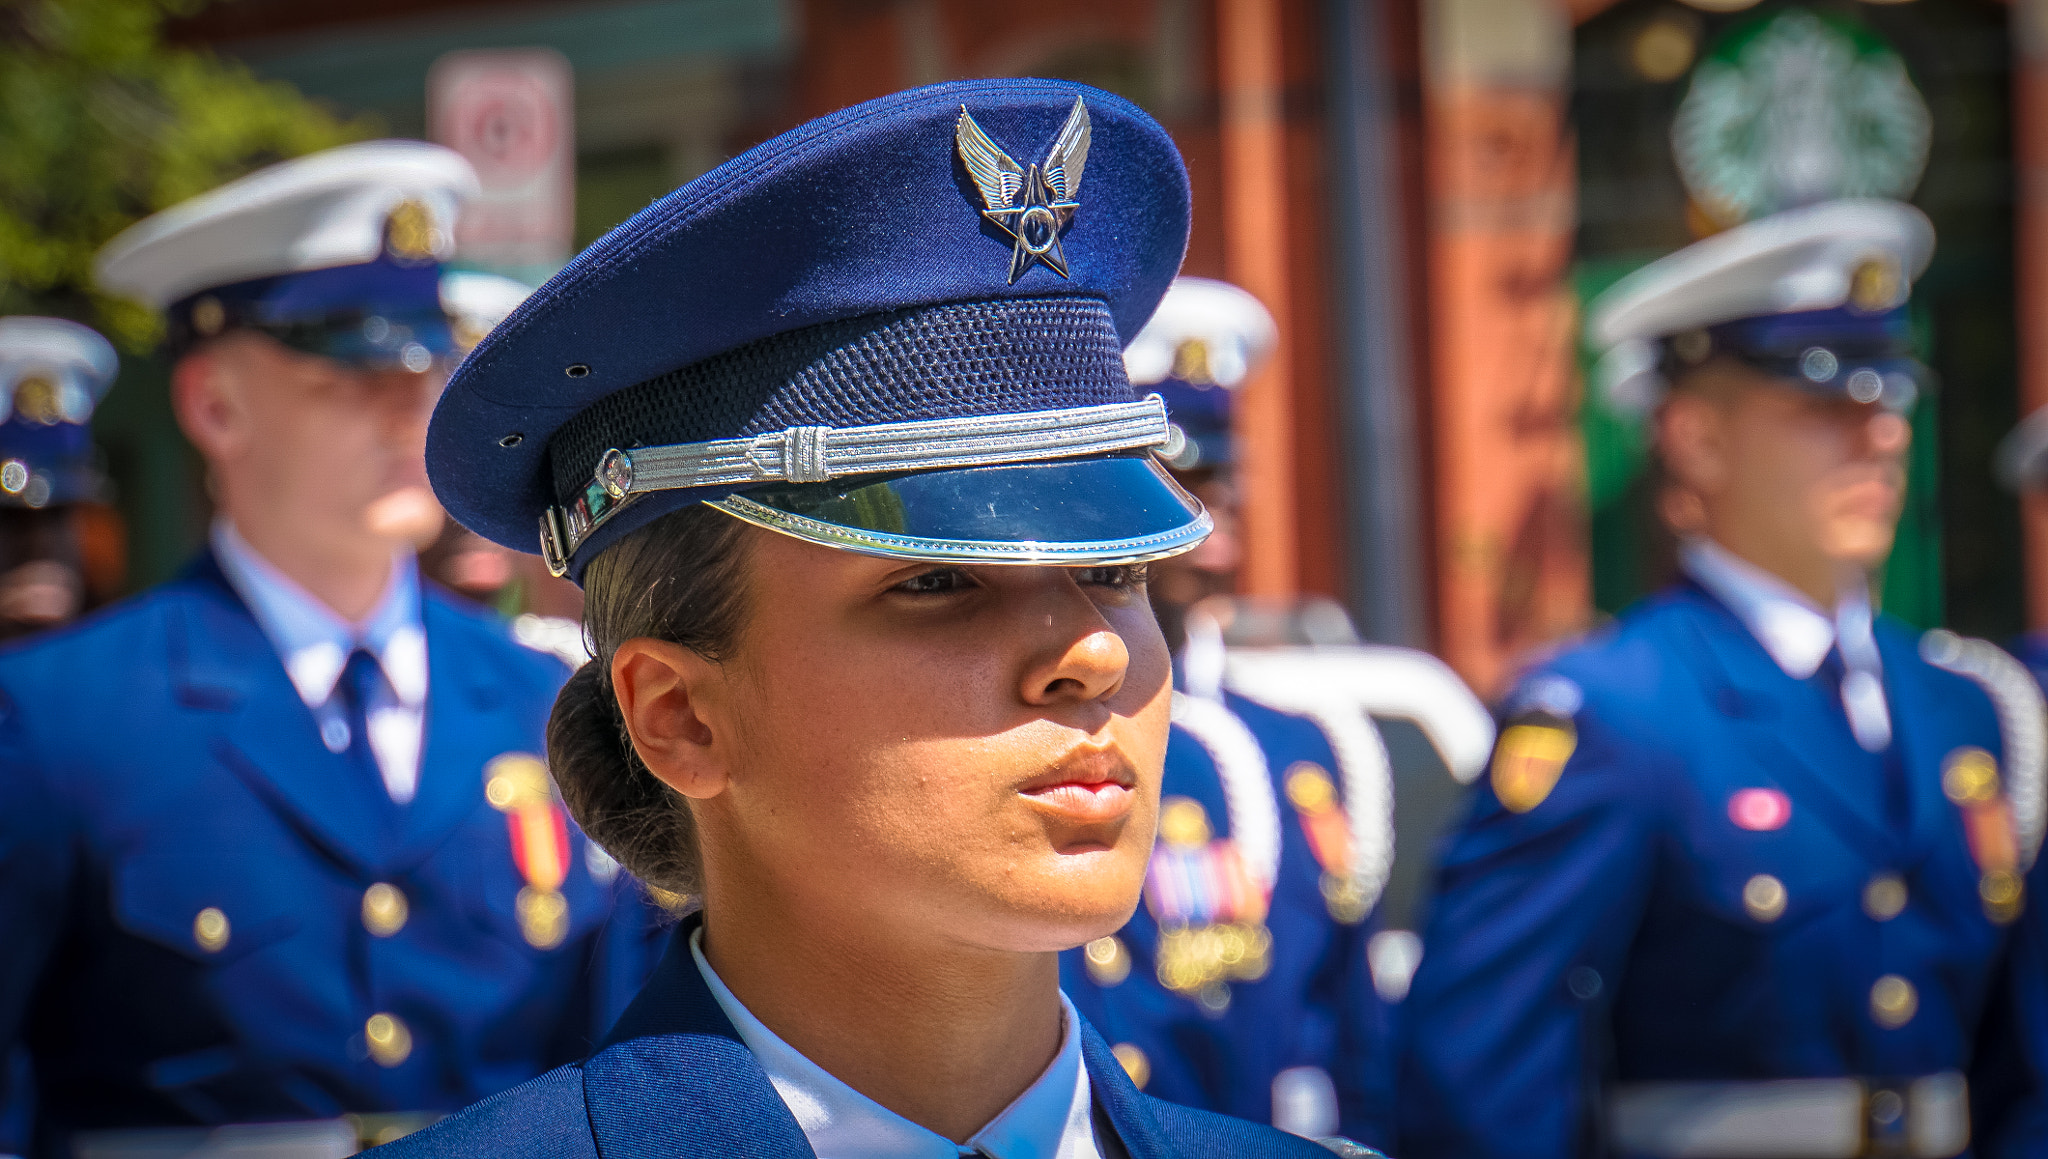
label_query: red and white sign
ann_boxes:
[428,49,574,275]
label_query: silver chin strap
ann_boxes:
[540,394,1173,576]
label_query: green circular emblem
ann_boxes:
[1672,8,1930,226]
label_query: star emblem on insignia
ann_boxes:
[955,98,1092,283]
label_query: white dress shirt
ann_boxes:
[1680,537,1891,751]
[690,930,1105,1159]
[211,519,429,801]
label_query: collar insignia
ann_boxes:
[955,98,1092,283]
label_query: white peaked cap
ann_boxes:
[1124,276,1279,388]
[1588,199,1935,349]
[95,140,482,309]
[441,271,537,339]
[0,317,119,402]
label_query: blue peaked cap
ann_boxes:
[428,79,1194,576]
[167,253,457,365]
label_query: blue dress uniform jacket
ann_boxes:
[1062,692,1390,1143]
[0,554,652,1153]
[370,915,1340,1159]
[1397,582,2014,1159]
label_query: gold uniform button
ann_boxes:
[362,883,409,937]
[193,907,230,953]
[1863,874,1908,921]
[1112,1042,1151,1090]
[1982,870,2025,925]
[1870,975,1918,1029]
[1942,748,2001,804]
[1083,935,1131,987]
[1741,874,1786,922]
[364,1013,413,1067]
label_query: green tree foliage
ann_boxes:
[0,0,372,348]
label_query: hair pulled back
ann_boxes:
[546,504,753,898]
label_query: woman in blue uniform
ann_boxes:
[372,80,1372,1158]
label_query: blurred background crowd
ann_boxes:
[6,0,2048,1155]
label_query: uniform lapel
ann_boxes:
[1082,1024,1174,1159]
[388,594,508,867]
[1675,585,1901,865]
[584,919,817,1159]
[171,554,398,878]
[1875,625,1965,864]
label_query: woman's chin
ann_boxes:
[976,856,1148,951]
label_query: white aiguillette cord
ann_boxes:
[1180,610,1394,915]
[1172,614,1281,898]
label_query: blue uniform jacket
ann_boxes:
[1061,692,1390,1143]
[0,554,657,1153]
[1397,582,2014,1159]
[370,915,1341,1159]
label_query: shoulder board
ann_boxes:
[1921,630,2046,870]
[1169,691,1282,897]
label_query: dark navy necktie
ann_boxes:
[1817,646,1910,830]
[339,647,386,790]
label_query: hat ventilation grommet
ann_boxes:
[565,364,590,378]
[498,433,524,448]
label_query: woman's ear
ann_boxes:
[612,638,732,800]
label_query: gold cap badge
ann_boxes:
[1848,255,1904,313]
[384,198,445,264]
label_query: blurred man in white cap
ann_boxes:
[0,142,655,1157]
[0,316,122,638]
[1398,199,2045,1159]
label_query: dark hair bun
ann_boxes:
[545,503,751,902]
[547,659,703,897]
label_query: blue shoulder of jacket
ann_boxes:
[1144,1095,1354,1157]
[0,574,200,690]
[364,1065,594,1157]
[1500,589,1702,730]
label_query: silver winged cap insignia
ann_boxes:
[956,108,1025,210]
[954,97,1093,283]
[1043,97,1091,202]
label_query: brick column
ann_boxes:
[1421,0,1588,693]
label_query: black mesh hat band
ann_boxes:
[533,294,1219,577]
[546,296,1133,504]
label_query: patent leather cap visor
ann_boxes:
[707,453,1211,565]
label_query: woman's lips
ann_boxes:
[1022,781,1136,824]
[1019,747,1138,824]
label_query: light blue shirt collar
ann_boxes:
[1681,538,1842,679]
[210,518,426,708]
[1681,537,1891,749]
[689,929,1102,1159]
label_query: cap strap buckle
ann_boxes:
[543,395,1172,572]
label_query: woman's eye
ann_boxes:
[894,568,975,595]
[1073,564,1150,589]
